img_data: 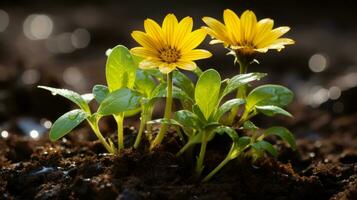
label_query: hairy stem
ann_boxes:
[114,113,125,151]
[150,72,173,150]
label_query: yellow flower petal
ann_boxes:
[131,13,210,71]
[240,10,257,42]
[256,26,291,48]
[131,47,158,58]
[176,61,197,71]
[181,49,212,61]
[202,17,230,43]
[131,31,159,50]
[162,14,178,47]
[139,59,160,69]
[253,18,274,45]
[159,63,176,74]
[263,38,295,50]
[223,9,241,44]
[174,16,193,48]
[144,19,164,49]
[179,29,207,53]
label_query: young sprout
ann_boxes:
[150,69,266,177]
[202,9,295,124]
[38,85,141,154]
[104,45,138,151]
[130,13,212,150]
[202,125,296,182]
[202,81,296,181]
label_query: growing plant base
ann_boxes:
[1,115,356,199]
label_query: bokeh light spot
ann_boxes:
[23,14,53,40]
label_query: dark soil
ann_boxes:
[0,111,356,200]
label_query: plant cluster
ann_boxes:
[39,9,296,181]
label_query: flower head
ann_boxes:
[131,14,212,74]
[202,9,294,56]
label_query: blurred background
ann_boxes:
[0,0,356,140]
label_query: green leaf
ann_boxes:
[246,84,293,112]
[214,98,245,121]
[264,126,296,150]
[214,126,239,142]
[230,136,251,159]
[195,69,221,120]
[124,107,142,117]
[255,105,292,117]
[147,118,182,126]
[38,86,90,113]
[150,83,166,99]
[81,93,94,103]
[92,85,109,104]
[173,70,195,98]
[98,88,141,116]
[174,110,204,130]
[222,73,267,97]
[145,68,164,81]
[252,140,278,157]
[192,105,207,122]
[149,83,193,103]
[236,136,251,149]
[193,66,203,77]
[106,45,137,91]
[243,121,259,130]
[50,109,88,141]
[135,69,156,97]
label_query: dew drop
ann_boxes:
[51,91,58,96]
[69,112,79,120]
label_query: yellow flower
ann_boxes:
[131,14,212,74]
[202,9,294,55]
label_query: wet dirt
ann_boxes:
[0,112,356,200]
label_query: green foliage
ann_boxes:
[195,69,221,120]
[221,73,267,98]
[255,105,292,117]
[106,45,137,91]
[92,85,109,104]
[50,109,88,141]
[39,43,297,182]
[97,88,141,116]
[173,70,195,99]
[264,126,297,150]
[38,86,90,113]
[252,140,278,157]
[246,84,293,112]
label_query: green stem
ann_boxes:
[202,144,235,182]
[176,141,193,156]
[146,106,154,141]
[150,72,173,150]
[134,105,150,149]
[227,60,249,125]
[196,133,208,177]
[88,118,115,154]
[115,113,125,151]
[203,156,231,182]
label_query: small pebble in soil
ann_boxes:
[309,152,316,158]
